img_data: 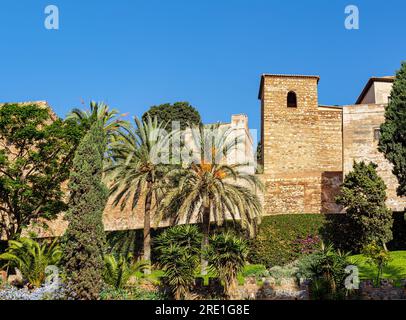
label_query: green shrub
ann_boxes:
[248,214,327,267]
[103,254,149,289]
[206,232,248,298]
[268,264,299,285]
[99,286,166,300]
[0,238,61,288]
[241,264,268,278]
[362,241,391,286]
[297,243,350,300]
[336,161,393,250]
[62,121,108,300]
[155,225,201,300]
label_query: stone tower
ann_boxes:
[258,74,343,214]
[259,74,320,174]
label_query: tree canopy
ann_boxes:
[0,103,84,240]
[336,161,393,250]
[142,102,201,130]
[379,62,406,197]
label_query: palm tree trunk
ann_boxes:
[143,185,153,275]
[201,206,210,275]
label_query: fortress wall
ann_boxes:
[261,76,320,175]
[260,76,343,214]
[343,104,406,211]
[317,108,343,171]
[259,171,342,215]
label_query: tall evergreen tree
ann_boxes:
[336,161,393,250]
[379,62,406,197]
[62,121,108,300]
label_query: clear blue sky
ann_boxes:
[1,0,405,132]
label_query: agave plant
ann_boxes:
[103,254,149,289]
[0,238,62,288]
[205,232,248,298]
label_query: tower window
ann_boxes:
[287,91,297,108]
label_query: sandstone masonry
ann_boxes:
[258,74,405,215]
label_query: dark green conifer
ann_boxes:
[62,121,108,300]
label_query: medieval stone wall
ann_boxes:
[259,75,343,214]
[343,104,406,211]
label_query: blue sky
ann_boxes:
[0,0,405,132]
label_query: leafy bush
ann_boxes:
[154,224,202,252]
[362,241,391,286]
[103,254,149,289]
[241,264,269,278]
[292,235,321,255]
[249,213,405,267]
[0,238,61,288]
[248,215,327,267]
[268,264,299,285]
[298,243,350,300]
[99,286,166,300]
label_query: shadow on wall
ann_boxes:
[388,212,406,251]
[321,172,343,214]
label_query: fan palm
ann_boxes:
[157,124,263,274]
[0,237,62,288]
[105,116,171,272]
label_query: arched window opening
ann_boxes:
[287,91,297,108]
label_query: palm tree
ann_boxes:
[105,116,170,273]
[157,124,263,274]
[66,101,129,139]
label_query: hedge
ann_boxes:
[247,212,406,268]
[247,214,327,268]
[105,212,406,268]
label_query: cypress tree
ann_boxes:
[62,121,108,300]
[336,161,393,250]
[379,62,406,197]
